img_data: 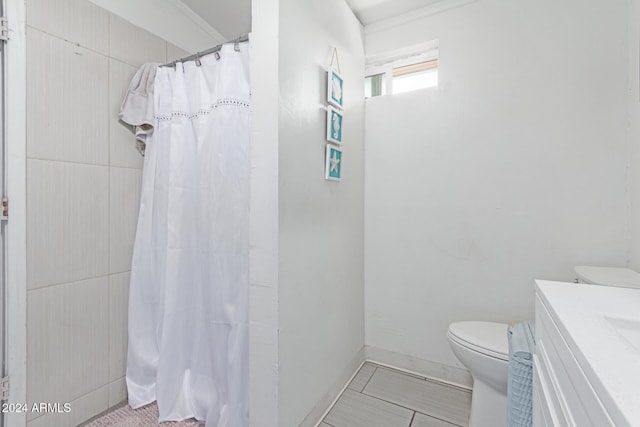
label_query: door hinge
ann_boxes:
[0,17,8,42]
[1,197,7,221]
[1,377,8,400]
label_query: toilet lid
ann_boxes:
[448,321,509,361]
[574,266,640,288]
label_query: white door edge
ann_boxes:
[4,0,27,425]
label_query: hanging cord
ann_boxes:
[327,46,341,74]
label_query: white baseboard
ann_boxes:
[299,347,366,427]
[363,346,473,390]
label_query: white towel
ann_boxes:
[119,62,160,155]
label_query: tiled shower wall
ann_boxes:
[24,1,189,425]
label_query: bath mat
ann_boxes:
[83,402,203,426]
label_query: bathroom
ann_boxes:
[0,0,639,426]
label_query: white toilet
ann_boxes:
[447,266,640,427]
[574,265,640,289]
[447,321,509,427]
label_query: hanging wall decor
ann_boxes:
[325,144,342,181]
[326,106,343,145]
[327,68,344,109]
[325,47,343,181]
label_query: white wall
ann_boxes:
[24,1,190,425]
[277,0,366,425]
[249,0,280,425]
[364,0,630,369]
[628,0,640,270]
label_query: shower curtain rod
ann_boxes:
[161,34,250,68]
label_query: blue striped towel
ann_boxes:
[507,321,535,427]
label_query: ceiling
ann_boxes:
[345,0,447,25]
[182,0,251,40]
[180,0,448,37]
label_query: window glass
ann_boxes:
[365,57,438,98]
[392,69,438,94]
[365,73,385,98]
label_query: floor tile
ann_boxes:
[363,367,471,426]
[347,363,377,392]
[324,389,413,427]
[377,365,426,380]
[411,412,459,427]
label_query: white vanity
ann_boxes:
[534,280,640,427]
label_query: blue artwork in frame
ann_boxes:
[327,68,344,109]
[326,106,343,145]
[325,144,342,181]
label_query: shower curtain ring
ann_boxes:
[215,45,222,60]
[195,52,202,67]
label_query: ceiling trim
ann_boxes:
[364,0,479,34]
[366,39,439,66]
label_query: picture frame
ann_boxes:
[327,68,344,109]
[325,144,342,181]
[326,106,343,145]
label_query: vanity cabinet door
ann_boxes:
[534,295,615,427]
[533,355,565,427]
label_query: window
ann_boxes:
[365,43,438,98]
[391,60,438,94]
[364,73,386,97]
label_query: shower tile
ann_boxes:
[110,15,167,68]
[27,159,109,289]
[109,273,130,382]
[411,412,459,427]
[109,167,142,274]
[27,278,109,412]
[167,43,192,63]
[324,389,413,427]
[26,0,109,55]
[362,368,471,426]
[347,363,377,392]
[109,59,144,169]
[108,378,128,408]
[27,384,109,427]
[27,28,109,165]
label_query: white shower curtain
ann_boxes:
[126,43,250,427]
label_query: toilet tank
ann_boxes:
[574,266,640,289]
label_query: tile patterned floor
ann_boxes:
[322,362,471,427]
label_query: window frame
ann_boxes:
[365,44,439,97]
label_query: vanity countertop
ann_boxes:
[535,280,640,427]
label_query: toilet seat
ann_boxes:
[448,321,509,361]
